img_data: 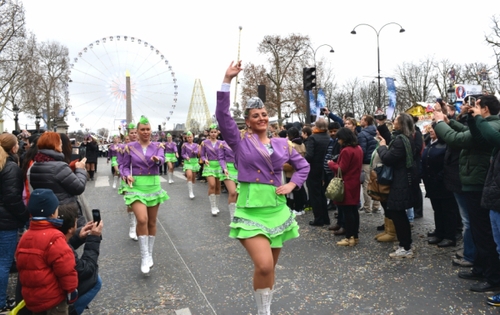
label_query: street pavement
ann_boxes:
[8,157,500,314]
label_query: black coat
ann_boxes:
[0,154,29,230]
[29,149,87,206]
[68,231,100,295]
[377,133,419,210]
[305,131,330,176]
[421,138,453,199]
[82,141,99,163]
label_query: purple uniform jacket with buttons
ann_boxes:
[218,141,235,171]
[117,143,129,174]
[200,139,222,162]
[164,141,178,154]
[108,144,120,159]
[181,142,199,160]
[121,141,165,177]
[215,91,310,188]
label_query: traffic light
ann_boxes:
[303,67,316,90]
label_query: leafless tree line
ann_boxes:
[0,0,70,131]
[240,16,500,124]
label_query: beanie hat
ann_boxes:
[28,189,59,217]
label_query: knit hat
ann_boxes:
[28,189,59,217]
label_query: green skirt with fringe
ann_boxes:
[110,156,118,167]
[165,152,178,163]
[124,175,169,207]
[229,182,299,248]
[183,157,200,172]
[202,160,223,178]
[220,162,238,182]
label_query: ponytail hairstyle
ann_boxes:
[0,133,18,171]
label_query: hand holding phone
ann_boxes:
[92,209,101,226]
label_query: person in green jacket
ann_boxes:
[433,94,500,293]
[467,98,500,306]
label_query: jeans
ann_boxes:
[464,191,500,284]
[490,210,500,258]
[406,208,414,223]
[454,192,476,263]
[0,229,18,309]
[73,275,102,315]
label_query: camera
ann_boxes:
[92,209,101,226]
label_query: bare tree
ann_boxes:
[395,58,436,111]
[21,37,70,129]
[485,15,500,95]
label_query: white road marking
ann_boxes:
[175,309,192,315]
[94,176,109,187]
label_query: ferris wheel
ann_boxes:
[68,35,178,135]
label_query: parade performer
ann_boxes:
[107,135,121,189]
[181,131,200,199]
[216,61,310,315]
[121,116,169,275]
[164,133,179,184]
[218,139,238,220]
[81,135,99,180]
[201,124,223,215]
[119,123,139,241]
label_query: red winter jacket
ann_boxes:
[328,145,363,206]
[16,220,78,313]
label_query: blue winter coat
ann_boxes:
[358,125,378,164]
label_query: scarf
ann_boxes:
[390,133,413,168]
[34,152,56,162]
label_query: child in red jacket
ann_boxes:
[16,189,78,315]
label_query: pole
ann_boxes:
[126,70,132,124]
[376,34,381,109]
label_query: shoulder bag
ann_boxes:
[325,167,344,202]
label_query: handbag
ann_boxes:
[325,168,344,202]
[373,164,393,185]
[367,169,390,201]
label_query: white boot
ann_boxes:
[138,236,150,275]
[112,176,118,189]
[168,172,174,184]
[147,235,155,268]
[188,182,195,199]
[209,194,218,216]
[228,202,236,221]
[254,288,273,315]
[128,212,138,241]
[215,194,220,214]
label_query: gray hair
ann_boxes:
[315,118,328,131]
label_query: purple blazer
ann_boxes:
[200,139,222,162]
[164,141,178,154]
[121,142,165,177]
[218,140,235,170]
[215,91,310,188]
[108,144,120,159]
[181,142,199,160]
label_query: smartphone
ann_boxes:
[92,209,101,226]
[319,108,325,115]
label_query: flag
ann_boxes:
[309,90,316,116]
[316,88,326,119]
[385,77,396,120]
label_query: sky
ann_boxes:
[4,0,499,133]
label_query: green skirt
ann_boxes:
[118,178,128,195]
[111,156,118,167]
[124,175,169,207]
[165,152,178,163]
[183,157,200,172]
[220,162,238,182]
[202,160,223,178]
[229,182,299,248]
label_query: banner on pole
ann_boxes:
[385,77,396,120]
[316,88,326,120]
[309,90,317,116]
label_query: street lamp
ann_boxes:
[35,113,41,133]
[12,104,20,133]
[303,44,334,123]
[350,22,405,110]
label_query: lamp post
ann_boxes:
[350,22,405,109]
[303,44,334,124]
[35,113,41,133]
[12,104,20,133]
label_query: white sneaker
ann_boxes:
[292,210,302,216]
[169,179,174,184]
[389,246,414,259]
[211,207,218,216]
[189,192,195,199]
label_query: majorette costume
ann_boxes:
[181,138,200,199]
[201,136,223,215]
[117,141,137,241]
[216,86,310,315]
[218,140,238,219]
[164,135,178,184]
[108,141,121,188]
